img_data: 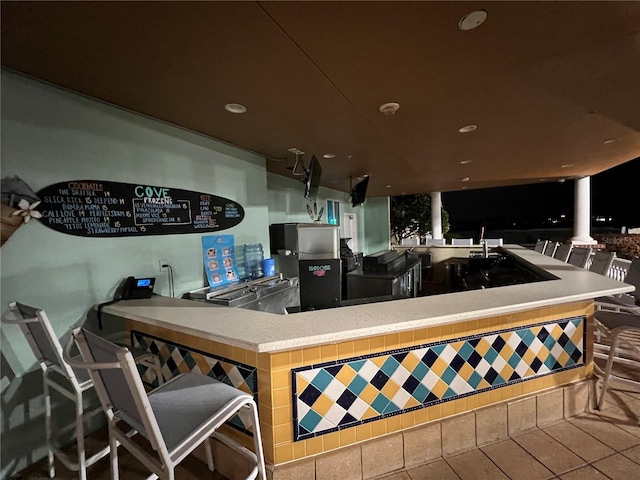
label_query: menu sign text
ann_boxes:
[36,180,244,237]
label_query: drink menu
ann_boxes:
[35,180,244,237]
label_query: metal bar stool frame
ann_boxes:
[66,327,267,480]
[593,310,640,410]
[1,302,108,479]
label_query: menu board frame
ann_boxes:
[35,180,245,237]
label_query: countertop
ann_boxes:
[102,245,634,353]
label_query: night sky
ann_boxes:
[442,157,640,231]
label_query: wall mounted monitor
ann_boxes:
[350,176,369,207]
[303,155,322,201]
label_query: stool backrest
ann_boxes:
[544,242,559,257]
[534,240,548,254]
[623,257,640,305]
[567,247,592,268]
[553,244,573,262]
[71,327,167,455]
[426,238,445,246]
[588,251,616,276]
[2,302,77,380]
[452,238,473,246]
[485,238,503,247]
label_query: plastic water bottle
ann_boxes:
[244,243,264,279]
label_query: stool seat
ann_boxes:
[593,310,640,410]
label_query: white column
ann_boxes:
[431,191,443,240]
[570,176,596,245]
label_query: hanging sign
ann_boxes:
[35,180,244,237]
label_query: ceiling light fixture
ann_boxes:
[379,102,400,115]
[460,160,473,164]
[461,177,470,182]
[561,163,573,168]
[458,125,477,133]
[603,138,616,144]
[458,10,488,31]
[323,153,336,159]
[386,185,393,188]
[224,103,247,114]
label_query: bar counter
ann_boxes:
[101,245,633,476]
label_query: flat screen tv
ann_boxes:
[303,155,322,201]
[350,175,369,207]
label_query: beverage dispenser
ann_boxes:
[269,223,341,310]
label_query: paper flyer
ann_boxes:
[202,235,239,287]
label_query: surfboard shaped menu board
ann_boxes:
[35,180,244,237]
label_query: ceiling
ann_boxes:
[2,1,639,197]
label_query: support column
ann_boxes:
[431,192,443,240]
[571,176,596,245]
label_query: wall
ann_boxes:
[0,72,269,477]
[267,173,390,256]
[0,71,391,477]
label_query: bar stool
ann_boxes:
[66,327,267,480]
[593,310,640,410]
[1,301,163,480]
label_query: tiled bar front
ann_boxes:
[124,300,594,472]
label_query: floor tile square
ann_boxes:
[513,429,586,475]
[570,414,640,451]
[445,449,508,480]
[620,444,640,464]
[406,459,461,480]
[559,465,611,480]
[481,439,554,480]
[593,405,640,438]
[592,452,640,479]
[543,420,615,463]
[377,472,411,480]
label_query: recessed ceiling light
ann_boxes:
[379,102,400,115]
[461,186,468,190]
[458,125,477,133]
[603,138,616,144]
[459,10,488,31]
[323,153,336,159]
[461,177,470,182]
[224,103,247,114]
[561,164,573,168]
[386,185,393,188]
[460,160,473,165]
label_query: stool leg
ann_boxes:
[204,437,214,472]
[76,389,87,480]
[109,424,119,480]
[43,373,55,478]
[598,330,621,410]
[248,400,266,480]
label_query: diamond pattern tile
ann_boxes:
[292,317,585,440]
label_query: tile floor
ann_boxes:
[378,383,640,480]
[11,379,640,480]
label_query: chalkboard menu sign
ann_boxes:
[35,180,245,237]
